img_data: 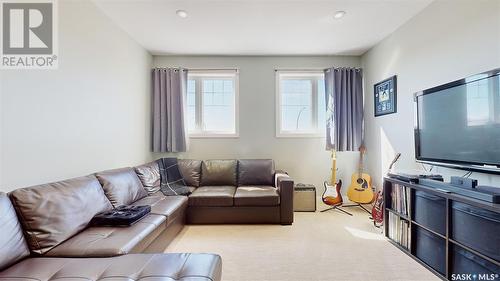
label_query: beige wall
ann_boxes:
[361,0,500,188]
[153,56,363,193]
[0,0,152,191]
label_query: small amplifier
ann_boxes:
[293,184,316,212]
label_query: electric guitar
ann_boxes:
[371,191,384,227]
[371,152,401,227]
[322,150,343,206]
[347,145,374,204]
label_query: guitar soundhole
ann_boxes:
[356,178,364,184]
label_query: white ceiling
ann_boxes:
[92,0,433,56]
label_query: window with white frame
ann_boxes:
[187,70,239,137]
[276,71,326,137]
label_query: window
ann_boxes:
[276,71,326,137]
[187,70,239,137]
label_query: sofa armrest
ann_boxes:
[276,172,294,225]
[274,170,288,188]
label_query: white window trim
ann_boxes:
[275,70,325,138]
[188,69,239,138]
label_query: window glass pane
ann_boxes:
[213,80,223,92]
[317,78,326,129]
[202,78,235,132]
[187,79,196,131]
[281,79,312,131]
[223,80,233,93]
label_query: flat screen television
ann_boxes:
[414,68,500,174]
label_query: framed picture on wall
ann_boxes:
[374,75,397,117]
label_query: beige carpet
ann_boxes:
[165,206,439,281]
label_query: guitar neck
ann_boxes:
[330,150,337,184]
[358,151,364,177]
[388,153,401,172]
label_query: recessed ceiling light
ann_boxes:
[333,11,346,19]
[176,10,188,18]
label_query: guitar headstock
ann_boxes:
[359,144,367,154]
[330,149,337,158]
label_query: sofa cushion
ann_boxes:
[45,214,166,257]
[0,193,30,271]
[9,175,113,255]
[238,159,274,186]
[188,186,196,193]
[189,186,236,207]
[178,159,202,187]
[200,160,237,186]
[0,253,222,281]
[134,161,160,194]
[132,195,188,225]
[234,186,280,206]
[96,167,148,208]
[130,193,164,208]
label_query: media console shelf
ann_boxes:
[383,177,500,280]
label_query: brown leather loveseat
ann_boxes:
[180,159,294,224]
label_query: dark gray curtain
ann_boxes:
[324,67,364,151]
[152,68,189,152]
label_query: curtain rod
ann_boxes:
[274,67,362,72]
[275,68,324,72]
[188,68,238,72]
[152,67,238,72]
[324,67,362,72]
[275,67,362,72]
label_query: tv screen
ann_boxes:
[415,69,500,172]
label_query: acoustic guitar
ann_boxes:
[322,150,343,206]
[347,145,374,204]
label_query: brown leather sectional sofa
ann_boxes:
[0,159,293,280]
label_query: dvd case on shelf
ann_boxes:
[390,184,411,216]
[388,212,411,249]
[388,184,411,249]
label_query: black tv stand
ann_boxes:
[383,177,500,280]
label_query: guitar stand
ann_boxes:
[320,205,353,216]
[342,203,371,215]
